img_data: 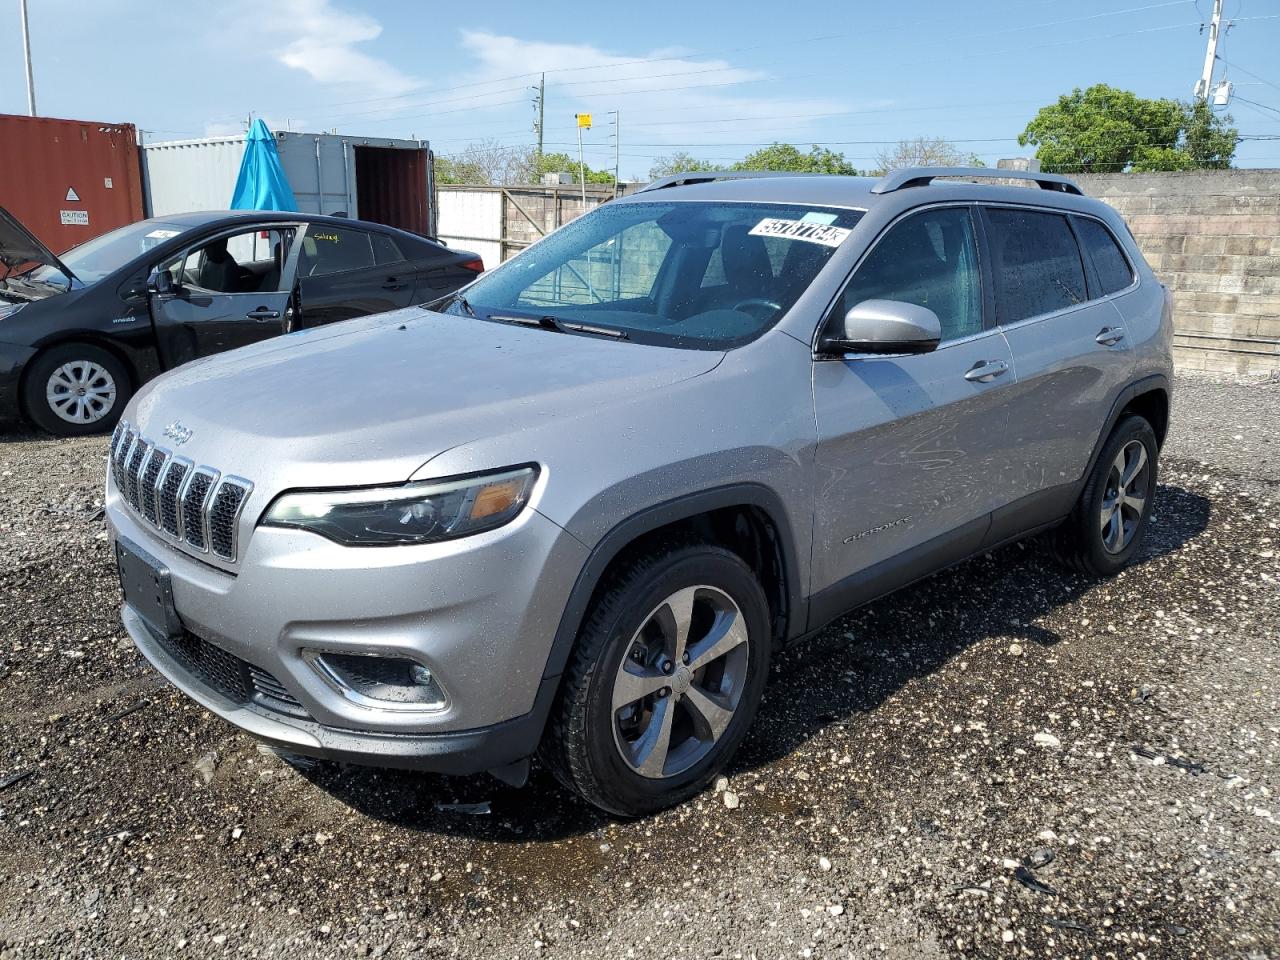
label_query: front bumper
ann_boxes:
[123,605,557,775]
[106,475,589,770]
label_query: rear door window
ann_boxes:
[1073,217,1135,296]
[300,227,375,277]
[982,208,1087,323]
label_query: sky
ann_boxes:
[3,0,1278,180]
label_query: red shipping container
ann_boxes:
[0,113,145,255]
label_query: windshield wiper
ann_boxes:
[489,313,628,341]
[434,291,476,316]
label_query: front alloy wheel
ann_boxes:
[612,586,750,779]
[543,542,771,816]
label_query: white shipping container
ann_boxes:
[141,131,434,235]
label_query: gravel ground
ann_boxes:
[0,373,1276,960]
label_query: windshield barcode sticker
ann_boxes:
[749,217,850,247]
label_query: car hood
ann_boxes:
[0,206,76,289]
[128,308,724,491]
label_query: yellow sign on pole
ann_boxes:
[576,113,592,129]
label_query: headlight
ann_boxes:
[261,466,537,546]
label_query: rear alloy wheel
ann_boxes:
[543,543,771,816]
[23,343,131,437]
[1098,439,1151,555]
[1053,414,1158,577]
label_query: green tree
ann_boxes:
[649,151,719,178]
[1182,99,1238,169]
[530,151,615,185]
[1018,83,1236,173]
[434,154,489,185]
[732,143,861,175]
[435,143,616,186]
[872,137,985,175]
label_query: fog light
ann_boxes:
[306,651,447,711]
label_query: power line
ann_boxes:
[1219,59,1280,96]
[1232,96,1280,119]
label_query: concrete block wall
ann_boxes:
[1074,170,1280,376]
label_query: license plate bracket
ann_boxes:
[115,536,183,639]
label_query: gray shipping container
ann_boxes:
[141,131,435,235]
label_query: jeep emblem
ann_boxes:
[162,421,194,445]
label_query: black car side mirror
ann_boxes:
[147,270,176,297]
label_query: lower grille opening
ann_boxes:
[154,628,309,720]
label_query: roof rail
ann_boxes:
[871,166,1083,196]
[638,170,817,193]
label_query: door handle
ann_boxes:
[1096,326,1126,346]
[964,359,1010,383]
[246,308,280,321]
[382,278,406,290]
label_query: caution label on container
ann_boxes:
[65,187,80,202]
[60,210,89,226]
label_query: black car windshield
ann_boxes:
[23,219,187,286]
[448,200,864,348]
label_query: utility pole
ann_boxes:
[19,0,36,116]
[608,111,620,197]
[531,73,545,159]
[1195,0,1224,100]
[575,113,589,206]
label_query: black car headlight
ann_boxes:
[261,466,537,546]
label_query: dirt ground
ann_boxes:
[0,373,1276,960]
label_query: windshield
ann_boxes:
[24,219,187,286]
[448,200,864,348]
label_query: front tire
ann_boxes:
[23,343,131,437]
[1053,414,1158,577]
[543,543,772,817]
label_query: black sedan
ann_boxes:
[0,208,482,436]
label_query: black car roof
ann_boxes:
[152,209,431,239]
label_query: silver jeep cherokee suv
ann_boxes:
[106,167,1173,815]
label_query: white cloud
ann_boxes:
[253,0,423,98]
[453,31,854,152]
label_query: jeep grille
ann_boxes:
[110,420,253,563]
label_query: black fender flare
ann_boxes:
[1082,373,1171,481]
[540,482,806,685]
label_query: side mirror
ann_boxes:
[147,270,176,296]
[819,298,942,355]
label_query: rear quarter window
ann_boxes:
[1074,217,1135,296]
[371,233,404,266]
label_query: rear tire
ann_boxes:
[23,343,131,437]
[1053,414,1158,577]
[542,542,772,817]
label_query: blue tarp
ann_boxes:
[229,119,298,211]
